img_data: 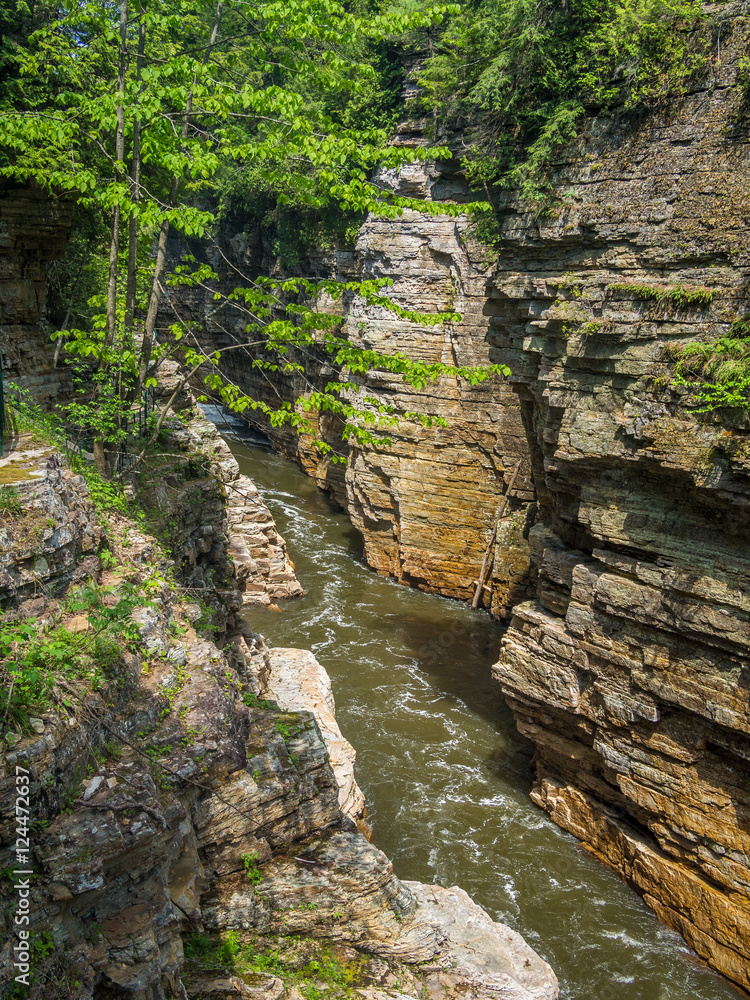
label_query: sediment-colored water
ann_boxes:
[216,417,741,1000]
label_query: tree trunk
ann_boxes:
[96,0,128,477]
[137,1,224,392]
[92,439,117,479]
[104,0,128,348]
[125,14,145,335]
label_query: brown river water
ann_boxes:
[211,412,743,1000]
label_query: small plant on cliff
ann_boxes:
[0,584,144,732]
[608,282,715,307]
[667,319,750,413]
[242,850,265,885]
[0,485,22,517]
[183,932,362,998]
[243,691,276,710]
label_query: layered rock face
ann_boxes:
[331,182,534,612]
[490,13,750,991]
[157,14,750,990]
[163,165,535,615]
[0,182,73,405]
[265,647,366,823]
[166,407,303,605]
[0,450,558,1000]
[0,443,101,599]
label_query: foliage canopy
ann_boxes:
[413,0,711,203]
[0,0,507,473]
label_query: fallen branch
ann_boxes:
[471,459,523,611]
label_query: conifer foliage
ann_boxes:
[414,0,710,202]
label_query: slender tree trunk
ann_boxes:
[125,14,145,335]
[105,0,128,347]
[53,260,85,367]
[137,2,224,392]
[96,0,129,478]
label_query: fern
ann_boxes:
[609,283,715,307]
[669,321,750,412]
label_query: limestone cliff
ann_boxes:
[488,9,750,991]
[176,8,750,992]
[160,159,535,617]
[165,406,303,606]
[0,182,73,406]
[333,190,534,615]
[0,441,557,1000]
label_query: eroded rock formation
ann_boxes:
[490,11,750,990]
[177,12,750,991]
[0,182,73,405]
[0,445,557,1000]
[265,647,366,823]
[167,407,303,605]
[160,160,535,616]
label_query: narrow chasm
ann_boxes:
[212,412,745,1000]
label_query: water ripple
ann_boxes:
[224,434,742,1000]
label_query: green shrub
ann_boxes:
[0,584,145,732]
[669,319,750,412]
[0,485,22,516]
[69,457,134,516]
[242,851,264,885]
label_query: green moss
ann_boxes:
[609,282,715,307]
[0,462,39,484]
[183,933,377,1000]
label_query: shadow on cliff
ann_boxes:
[391,606,535,784]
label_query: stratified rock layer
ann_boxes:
[0,444,101,599]
[160,169,535,615]
[266,647,366,823]
[0,182,73,405]
[330,195,534,613]
[0,452,557,999]
[169,407,303,605]
[491,12,750,991]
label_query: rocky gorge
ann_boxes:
[164,4,750,993]
[2,3,750,997]
[0,409,557,999]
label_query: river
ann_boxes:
[214,415,741,1000]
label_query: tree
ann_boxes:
[414,0,710,203]
[0,0,508,476]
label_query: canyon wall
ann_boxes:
[175,6,750,992]
[0,182,73,407]
[333,175,535,614]
[488,9,750,991]
[162,152,535,616]
[0,440,557,1000]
